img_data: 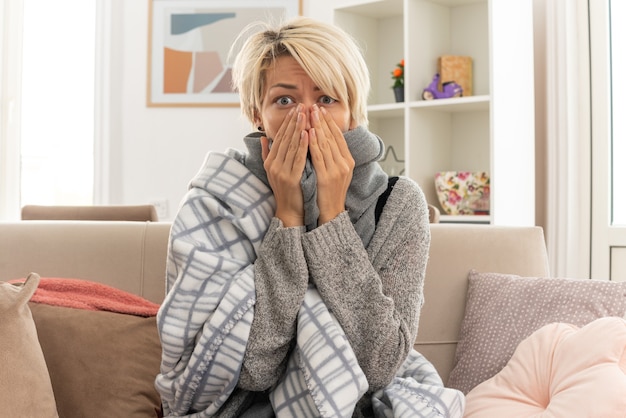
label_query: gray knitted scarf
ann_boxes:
[235,125,389,246]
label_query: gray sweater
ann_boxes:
[232,176,430,417]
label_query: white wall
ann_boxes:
[106,0,333,220]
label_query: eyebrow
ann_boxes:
[269,83,321,91]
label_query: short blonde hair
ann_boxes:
[230,16,370,127]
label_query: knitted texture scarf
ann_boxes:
[234,125,389,246]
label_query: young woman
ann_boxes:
[155,16,432,418]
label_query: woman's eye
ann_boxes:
[276,96,294,106]
[319,96,336,105]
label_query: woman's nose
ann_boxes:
[300,102,313,130]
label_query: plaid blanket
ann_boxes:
[155,152,464,417]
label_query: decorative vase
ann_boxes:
[434,171,491,215]
[393,86,404,102]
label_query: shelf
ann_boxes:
[334,0,535,226]
[428,0,489,6]
[439,215,491,224]
[335,0,482,13]
[334,0,403,17]
[368,103,404,118]
[409,95,490,113]
[368,95,489,119]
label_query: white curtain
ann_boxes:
[0,0,24,220]
[534,0,591,278]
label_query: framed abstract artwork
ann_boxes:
[147,0,302,107]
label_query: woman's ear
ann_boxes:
[253,111,264,131]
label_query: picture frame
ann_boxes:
[147,0,302,107]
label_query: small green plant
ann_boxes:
[391,59,404,88]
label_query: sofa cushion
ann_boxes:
[448,270,626,394]
[0,273,58,417]
[464,317,626,417]
[30,302,162,417]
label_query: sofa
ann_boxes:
[2,220,626,417]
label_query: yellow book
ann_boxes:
[437,55,473,97]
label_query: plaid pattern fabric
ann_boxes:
[156,152,465,418]
[372,350,465,417]
[270,285,369,417]
[156,153,274,417]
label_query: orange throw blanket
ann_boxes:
[13,277,160,317]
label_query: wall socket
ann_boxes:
[150,199,169,220]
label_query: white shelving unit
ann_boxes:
[333,0,535,225]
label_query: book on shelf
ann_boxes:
[438,55,473,97]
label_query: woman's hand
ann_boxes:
[261,104,309,227]
[308,104,355,224]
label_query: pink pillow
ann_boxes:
[464,317,626,417]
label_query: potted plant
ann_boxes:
[391,59,404,102]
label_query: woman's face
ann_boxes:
[256,55,354,139]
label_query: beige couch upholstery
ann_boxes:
[419,224,550,382]
[21,204,159,221]
[0,220,549,386]
[1,221,170,304]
